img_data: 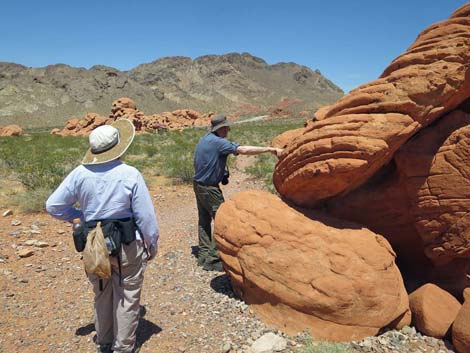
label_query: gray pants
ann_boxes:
[89,239,147,353]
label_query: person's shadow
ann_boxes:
[75,306,162,349]
[210,273,235,297]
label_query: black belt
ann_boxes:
[194,180,219,187]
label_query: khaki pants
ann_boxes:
[89,239,147,353]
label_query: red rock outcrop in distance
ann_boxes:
[51,97,215,135]
[214,190,410,342]
[0,125,23,136]
[272,4,470,289]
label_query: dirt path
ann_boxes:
[0,156,272,353]
[0,156,457,353]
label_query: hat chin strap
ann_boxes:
[90,133,120,154]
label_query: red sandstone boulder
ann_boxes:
[271,128,305,149]
[111,97,136,113]
[0,125,23,136]
[65,118,80,131]
[453,288,470,353]
[54,113,108,136]
[314,105,331,121]
[270,4,470,295]
[214,190,410,341]
[409,283,461,338]
[274,6,470,207]
[323,109,470,292]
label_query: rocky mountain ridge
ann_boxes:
[0,52,343,129]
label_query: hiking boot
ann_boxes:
[203,261,224,272]
[196,256,206,267]
[97,344,113,353]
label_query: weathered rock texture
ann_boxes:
[0,124,23,136]
[214,190,410,342]
[271,128,305,149]
[271,4,470,293]
[452,288,470,353]
[408,283,461,338]
[271,121,315,149]
[51,97,214,135]
[214,4,470,342]
[275,5,470,206]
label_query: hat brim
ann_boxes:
[210,121,232,132]
[82,119,135,165]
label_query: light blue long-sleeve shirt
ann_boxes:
[46,160,159,249]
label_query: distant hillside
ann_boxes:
[0,53,343,128]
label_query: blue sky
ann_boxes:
[1,0,467,92]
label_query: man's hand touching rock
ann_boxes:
[270,147,283,157]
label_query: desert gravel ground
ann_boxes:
[0,157,457,353]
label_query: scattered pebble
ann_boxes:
[0,166,459,353]
[17,249,34,258]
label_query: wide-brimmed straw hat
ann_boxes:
[210,115,232,132]
[82,119,135,165]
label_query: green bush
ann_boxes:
[297,333,353,353]
[0,134,86,190]
[125,129,203,184]
[230,118,304,190]
[11,187,53,213]
[0,118,304,212]
[245,153,278,192]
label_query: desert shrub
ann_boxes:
[0,134,86,190]
[245,153,277,192]
[0,134,86,212]
[11,187,53,213]
[0,118,304,212]
[124,129,203,184]
[297,333,353,353]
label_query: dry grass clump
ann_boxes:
[296,333,353,353]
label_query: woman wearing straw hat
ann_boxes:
[46,119,159,353]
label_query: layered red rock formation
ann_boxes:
[271,120,315,149]
[272,4,470,292]
[324,109,470,280]
[275,5,470,206]
[266,98,302,119]
[271,128,305,149]
[213,4,470,344]
[0,125,23,136]
[51,97,214,135]
[214,190,410,341]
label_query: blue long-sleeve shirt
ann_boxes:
[46,160,159,249]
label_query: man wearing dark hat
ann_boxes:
[46,119,159,353]
[193,115,282,271]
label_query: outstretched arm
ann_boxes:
[236,146,283,157]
